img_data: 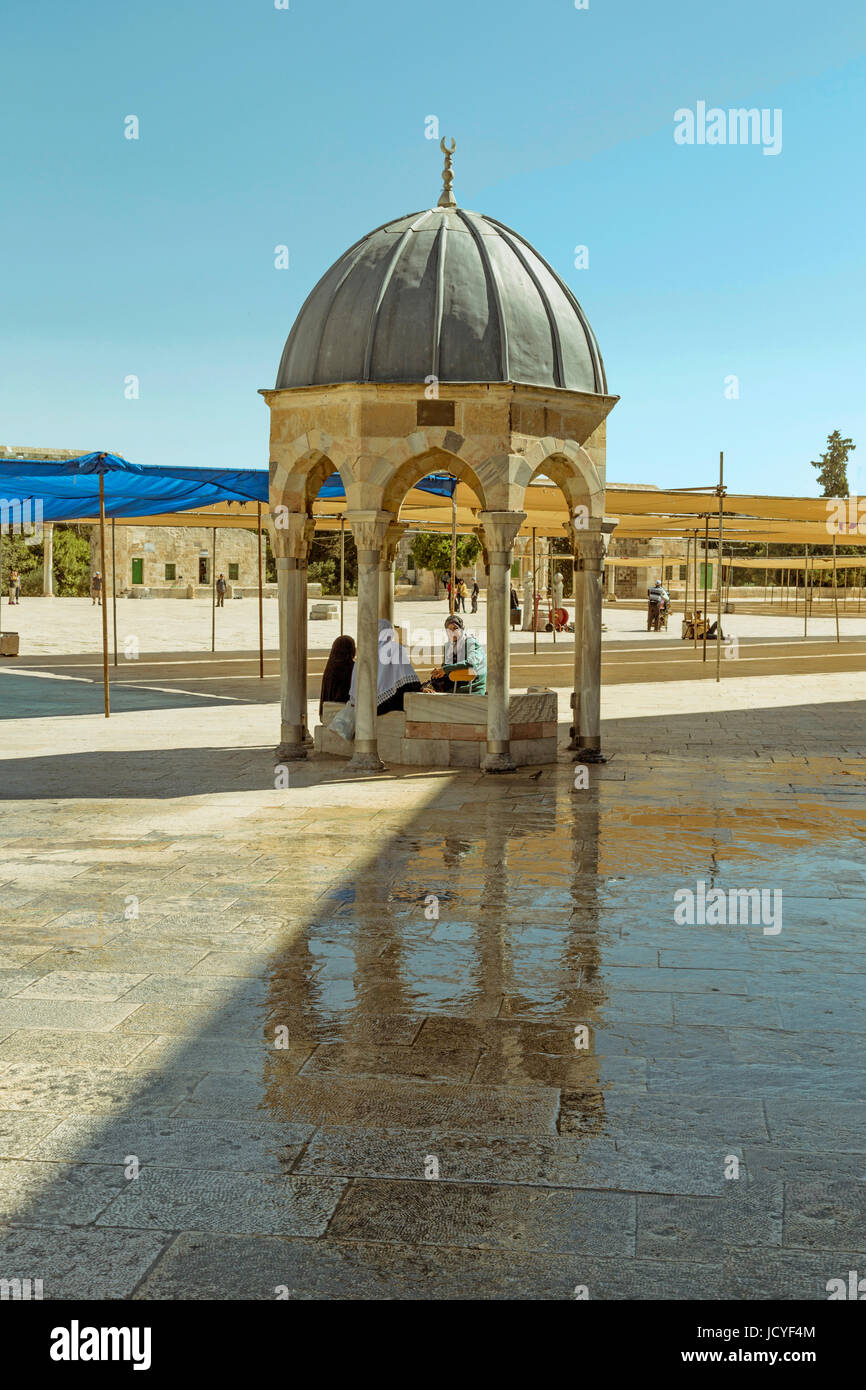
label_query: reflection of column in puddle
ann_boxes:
[473,799,511,1028]
[561,774,606,1137]
[343,843,414,1051]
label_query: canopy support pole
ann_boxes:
[803,546,809,638]
[211,526,216,653]
[257,502,264,678]
[832,533,840,643]
[111,518,118,667]
[702,516,709,663]
[98,470,110,718]
[716,452,724,683]
[695,528,700,647]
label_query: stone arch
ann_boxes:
[516,438,605,521]
[381,446,488,519]
[269,429,354,514]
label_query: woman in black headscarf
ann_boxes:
[319,635,356,717]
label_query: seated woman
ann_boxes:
[319,635,356,718]
[426,615,487,694]
[350,618,422,716]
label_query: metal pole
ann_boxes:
[211,525,216,652]
[339,517,345,637]
[0,525,4,638]
[684,534,691,631]
[832,533,840,643]
[716,453,724,682]
[803,545,808,639]
[257,502,264,678]
[692,530,698,649]
[111,517,118,667]
[702,515,709,662]
[531,526,537,656]
[98,469,110,717]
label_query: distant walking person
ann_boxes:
[471,579,479,613]
[216,573,227,608]
[8,568,20,605]
[91,571,103,606]
[456,579,467,612]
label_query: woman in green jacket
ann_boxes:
[428,615,487,694]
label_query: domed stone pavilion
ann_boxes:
[263,144,618,772]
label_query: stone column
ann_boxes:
[479,511,525,773]
[42,523,54,596]
[347,510,392,772]
[272,512,315,761]
[567,522,606,762]
[378,522,406,624]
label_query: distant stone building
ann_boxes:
[88,524,266,598]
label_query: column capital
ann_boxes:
[346,509,394,555]
[478,510,526,555]
[380,520,408,564]
[564,519,606,569]
[269,509,316,560]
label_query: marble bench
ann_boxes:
[314,690,558,767]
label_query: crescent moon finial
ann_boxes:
[437,137,457,208]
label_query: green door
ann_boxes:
[131,558,143,584]
[699,562,713,591]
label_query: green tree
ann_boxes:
[52,525,92,595]
[811,430,855,497]
[410,531,481,579]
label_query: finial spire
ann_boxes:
[438,137,456,208]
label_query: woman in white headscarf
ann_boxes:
[349,618,422,715]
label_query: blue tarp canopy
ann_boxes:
[0,453,456,524]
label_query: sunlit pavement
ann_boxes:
[0,661,864,1299]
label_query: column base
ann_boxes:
[346,751,386,773]
[274,742,307,762]
[574,743,607,765]
[483,751,517,774]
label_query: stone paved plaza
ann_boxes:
[1,631,865,1299]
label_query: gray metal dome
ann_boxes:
[276,205,607,394]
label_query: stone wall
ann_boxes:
[88,525,266,596]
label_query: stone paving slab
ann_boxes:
[131,1230,727,1300]
[254,1075,560,1135]
[0,1159,129,1227]
[95,1168,347,1237]
[31,1115,311,1172]
[635,1187,784,1259]
[782,1182,866,1249]
[0,1225,175,1299]
[327,1179,635,1256]
[0,1030,155,1069]
[0,1110,65,1158]
[0,1063,203,1116]
[0,998,144,1033]
[293,1127,740,1195]
[722,1247,866,1300]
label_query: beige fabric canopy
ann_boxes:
[72,481,866,548]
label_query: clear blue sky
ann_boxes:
[2,0,864,495]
